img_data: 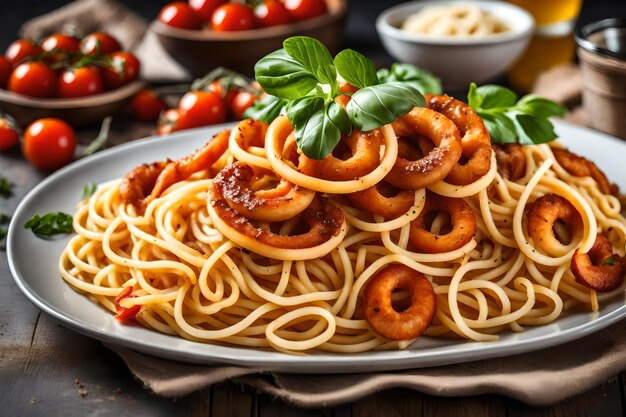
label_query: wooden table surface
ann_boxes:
[1,125,625,417]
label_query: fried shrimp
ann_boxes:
[493,143,526,181]
[426,94,492,185]
[208,183,348,260]
[553,148,618,195]
[348,182,414,219]
[526,194,584,257]
[363,264,436,340]
[387,107,462,189]
[214,161,315,222]
[120,130,230,213]
[571,233,624,292]
[299,129,385,181]
[409,192,477,253]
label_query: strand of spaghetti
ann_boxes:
[427,151,497,197]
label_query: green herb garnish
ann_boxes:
[82,182,97,199]
[467,83,566,145]
[0,213,9,242]
[0,177,13,197]
[377,63,442,95]
[24,212,73,237]
[601,256,616,266]
[253,36,426,159]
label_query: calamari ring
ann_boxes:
[526,194,583,256]
[363,264,436,340]
[214,161,315,222]
[335,81,358,109]
[409,192,477,253]
[493,143,527,181]
[425,94,492,185]
[207,184,348,260]
[120,130,230,214]
[571,233,624,292]
[299,128,385,181]
[348,182,414,219]
[386,107,462,190]
[553,148,618,195]
[228,119,271,170]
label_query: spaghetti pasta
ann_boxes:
[59,101,626,354]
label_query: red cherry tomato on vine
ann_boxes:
[0,55,11,87]
[178,91,227,128]
[211,3,255,31]
[8,61,57,98]
[208,80,237,109]
[5,40,42,66]
[80,32,122,55]
[40,34,80,52]
[231,91,259,120]
[22,118,76,171]
[189,0,225,22]
[284,0,328,21]
[102,51,140,90]
[0,118,19,152]
[59,66,104,98]
[156,108,190,134]
[158,2,203,30]
[131,89,168,122]
[255,0,292,28]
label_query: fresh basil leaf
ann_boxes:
[24,212,73,237]
[243,95,289,123]
[475,84,518,109]
[327,101,351,135]
[347,82,426,131]
[601,256,616,266]
[82,182,97,199]
[478,112,517,144]
[383,63,442,94]
[467,82,481,109]
[516,95,567,118]
[288,97,342,159]
[514,113,558,145]
[0,177,12,198]
[283,36,334,78]
[334,49,379,89]
[254,49,319,99]
[376,68,390,83]
[316,64,338,92]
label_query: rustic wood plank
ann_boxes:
[211,383,255,417]
[507,377,624,417]
[422,393,506,417]
[257,393,332,417]
[352,389,422,417]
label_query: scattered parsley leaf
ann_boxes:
[601,256,616,266]
[24,212,73,237]
[0,177,13,198]
[82,182,97,199]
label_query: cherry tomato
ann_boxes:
[284,0,328,21]
[8,61,57,98]
[211,3,255,31]
[130,89,168,122]
[59,66,104,98]
[0,118,19,152]
[156,108,190,134]
[40,34,80,52]
[0,55,11,87]
[189,0,225,22]
[80,32,122,55]
[158,2,203,30]
[22,118,76,171]
[101,51,140,90]
[231,91,259,120]
[255,0,292,28]
[208,79,237,109]
[5,40,42,66]
[178,90,227,128]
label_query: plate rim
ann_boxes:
[7,119,626,373]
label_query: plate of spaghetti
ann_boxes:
[8,38,626,372]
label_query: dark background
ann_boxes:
[0,0,625,58]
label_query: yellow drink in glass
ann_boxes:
[507,0,583,93]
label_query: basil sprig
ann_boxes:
[377,63,442,95]
[252,36,425,159]
[467,83,566,145]
[24,212,73,237]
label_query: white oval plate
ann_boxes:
[8,120,626,373]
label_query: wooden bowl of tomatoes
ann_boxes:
[151,0,347,77]
[0,32,145,127]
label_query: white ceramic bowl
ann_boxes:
[376,0,535,91]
